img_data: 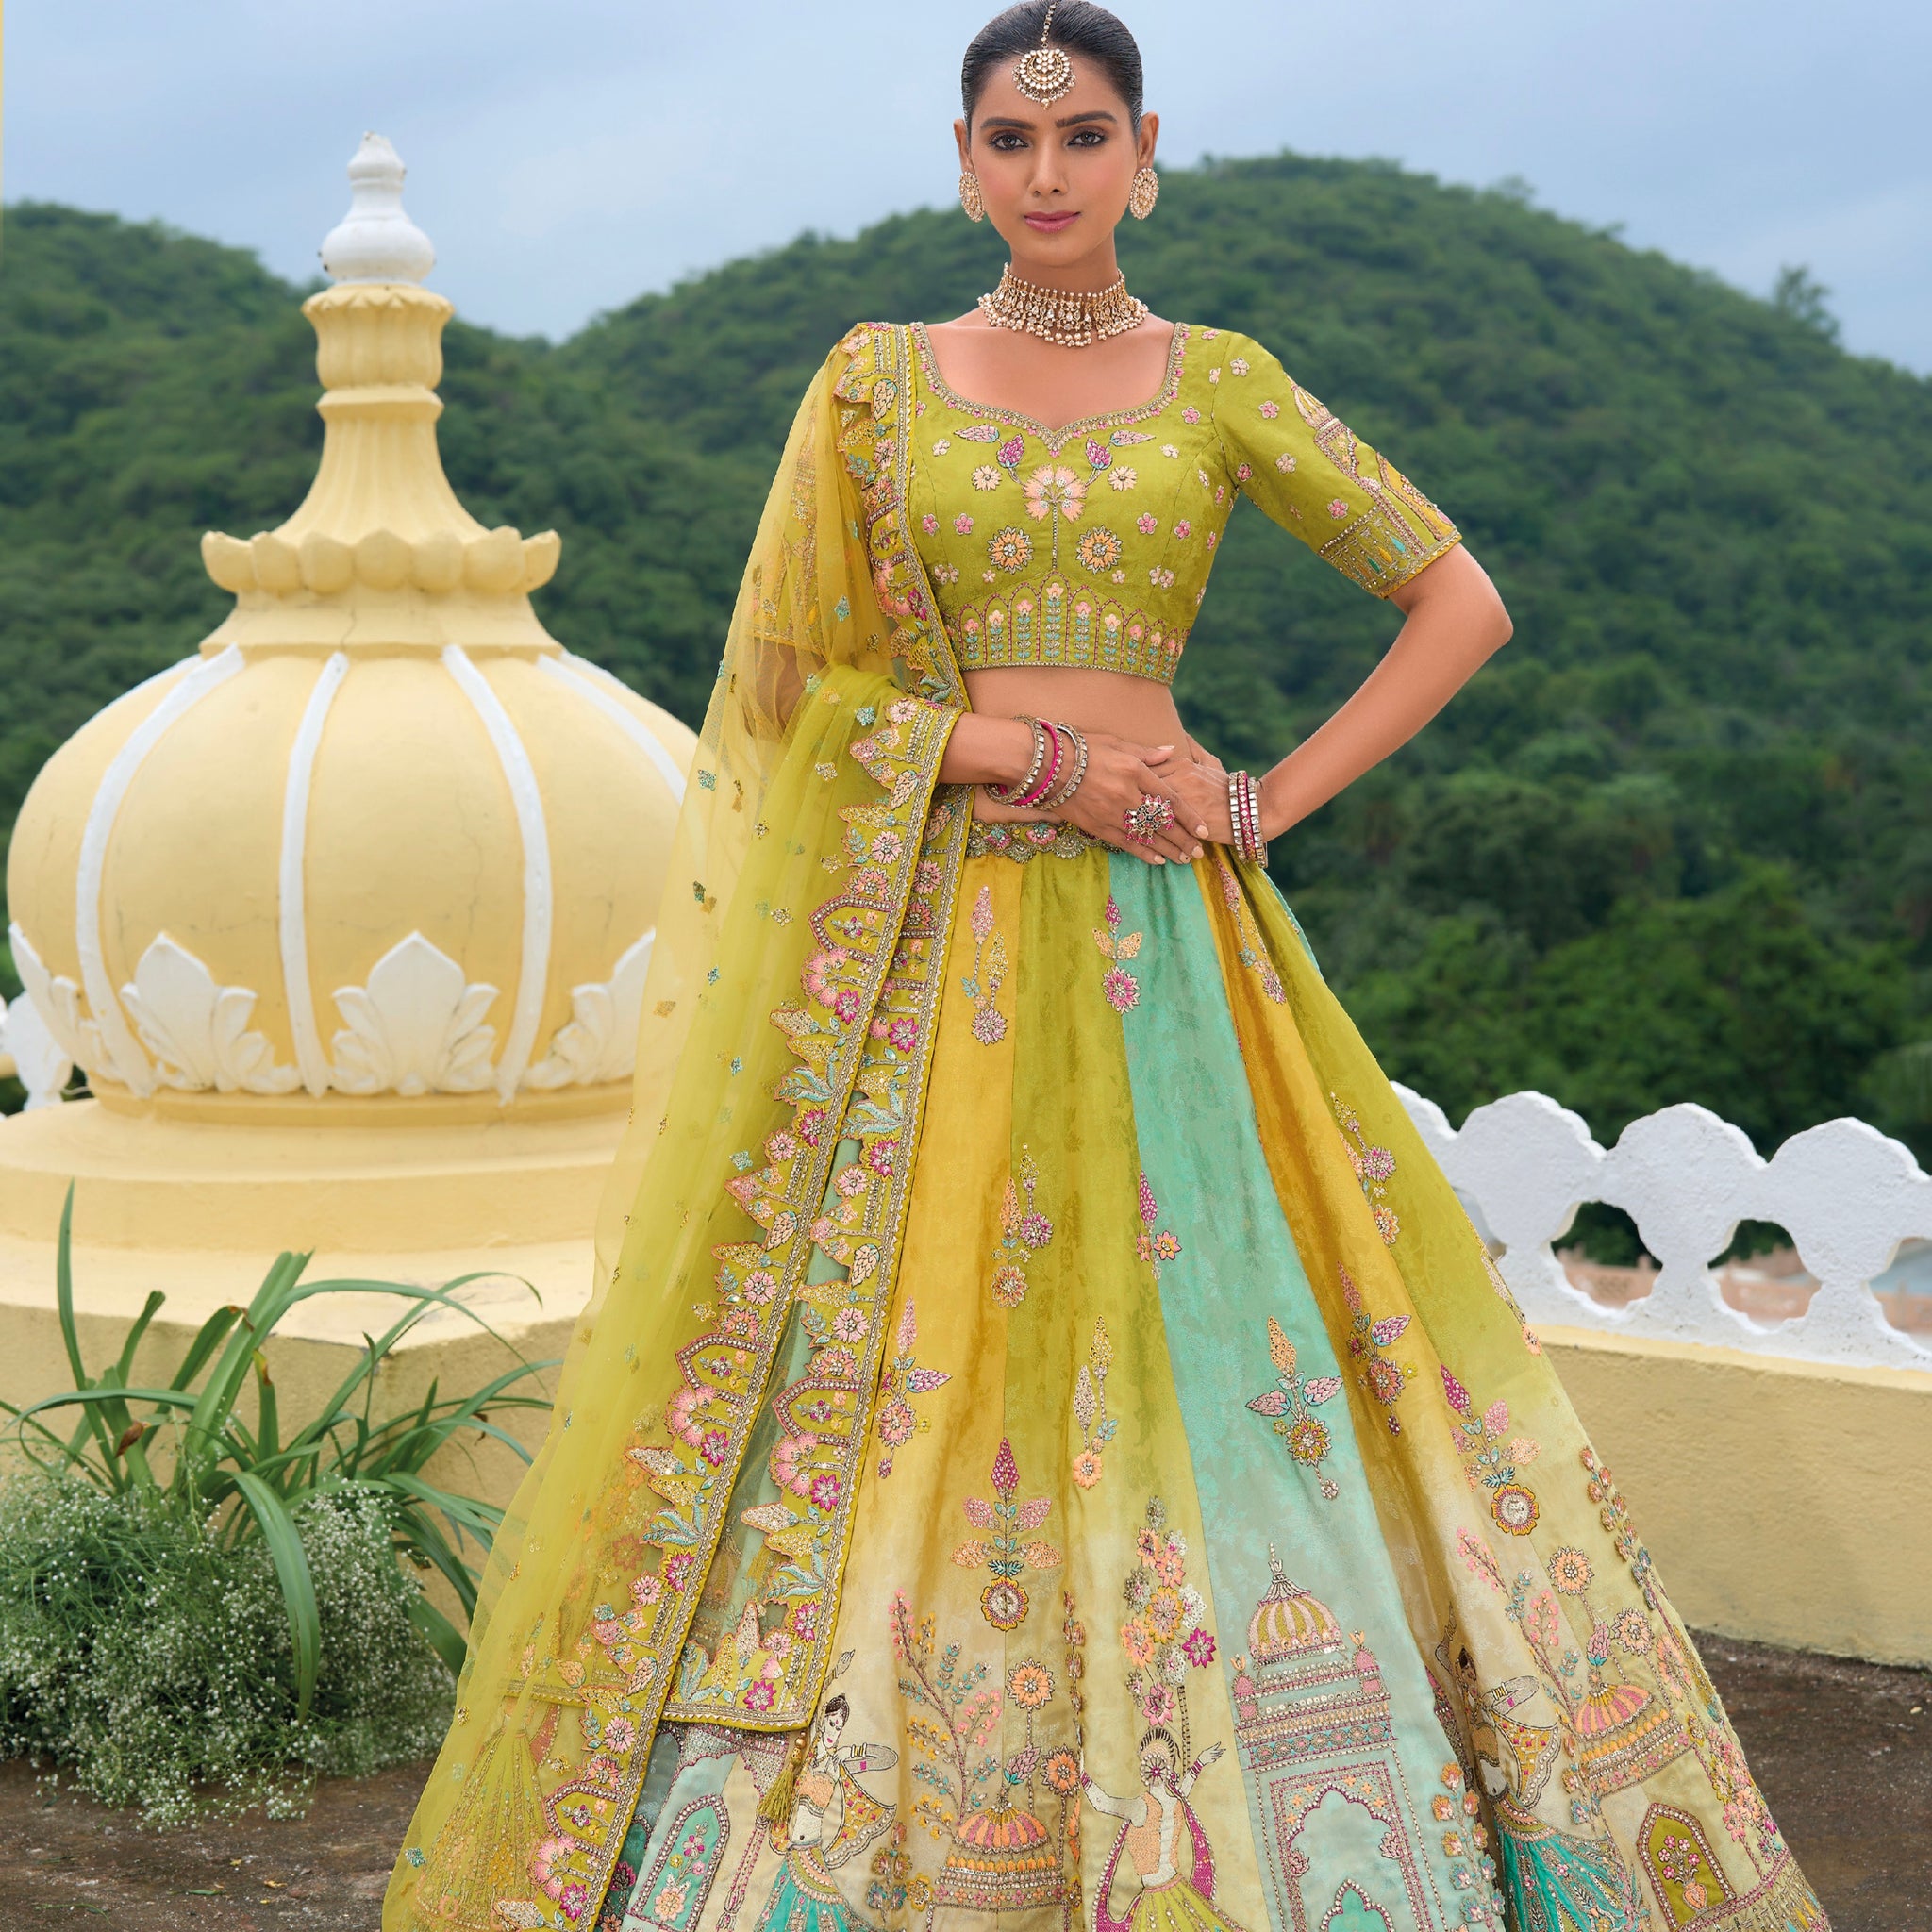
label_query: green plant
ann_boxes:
[3,1188,556,1714]
[0,1473,457,1822]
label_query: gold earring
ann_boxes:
[959,172,986,223]
[1128,166,1159,220]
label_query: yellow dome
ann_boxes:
[1248,1544,1344,1663]
[4,138,691,1124]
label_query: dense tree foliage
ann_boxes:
[4,157,1929,1158]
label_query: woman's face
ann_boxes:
[955,58,1158,270]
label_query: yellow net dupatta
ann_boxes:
[385,324,967,1932]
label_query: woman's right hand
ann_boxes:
[1057,733,1202,865]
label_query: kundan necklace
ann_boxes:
[977,265,1149,348]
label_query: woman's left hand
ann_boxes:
[1162,739,1236,847]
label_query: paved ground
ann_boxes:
[0,1635,1925,1930]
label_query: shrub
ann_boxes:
[0,1191,556,1818]
[0,1475,450,1822]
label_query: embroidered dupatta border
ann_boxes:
[493,325,970,1931]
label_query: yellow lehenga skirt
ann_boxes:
[572,824,1827,1932]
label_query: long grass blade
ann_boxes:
[407,1594,470,1679]
[390,1501,483,1619]
[178,1253,309,1501]
[51,1187,116,1474]
[231,1472,320,1718]
[167,1305,244,1393]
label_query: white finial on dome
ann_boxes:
[320,133,435,285]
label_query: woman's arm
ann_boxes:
[1161,545,1509,845]
[1257,545,1510,841]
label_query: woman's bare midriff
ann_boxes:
[964,666,1187,823]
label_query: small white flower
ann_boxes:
[1160,444,1179,458]
[972,464,1001,491]
[932,438,952,455]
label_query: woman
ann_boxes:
[387,7,1829,1931]
[1086,1735,1235,1932]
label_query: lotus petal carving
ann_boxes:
[0,989,74,1108]
[8,922,108,1078]
[118,933,301,1094]
[331,932,499,1096]
[524,931,653,1090]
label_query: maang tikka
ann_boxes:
[1012,1,1076,108]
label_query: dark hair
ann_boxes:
[824,1693,851,1722]
[962,3,1144,130]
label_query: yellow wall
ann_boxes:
[1540,1323,1932,1667]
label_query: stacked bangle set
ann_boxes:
[1227,768,1268,866]
[985,715,1091,813]
[987,714,1270,868]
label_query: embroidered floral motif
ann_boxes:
[964,819,1096,863]
[971,465,1000,491]
[953,512,974,535]
[1441,1367,1541,1533]
[1214,858,1285,1001]
[961,884,1009,1044]
[1108,467,1138,491]
[952,1438,1063,1630]
[1075,526,1124,573]
[1275,452,1297,473]
[1085,437,1111,468]
[989,1150,1053,1307]
[1338,1263,1416,1432]
[997,435,1025,475]
[1093,896,1143,1012]
[988,526,1034,574]
[1135,512,1158,536]
[1134,1171,1182,1274]
[958,423,1003,442]
[1245,1315,1341,1500]
[1333,1092,1400,1243]
[1119,1497,1217,1743]
[1072,1318,1117,1489]
[876,1300,951,1478]
[1258,399,1281,420]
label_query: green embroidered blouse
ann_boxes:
[906,322,1459,687]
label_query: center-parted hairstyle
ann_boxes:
[961,3,1145,130]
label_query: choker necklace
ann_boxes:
[977,266,1149,348]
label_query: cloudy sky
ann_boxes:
[8,0,1930,372]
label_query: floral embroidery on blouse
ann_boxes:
[1075,527,1124,573]
[904,320,1459,685]
[988,527,1033,574]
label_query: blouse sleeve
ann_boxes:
[1211,335,1460,597]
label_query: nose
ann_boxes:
[1026,144,1069,201]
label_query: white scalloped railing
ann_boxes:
[1395,1086,1932,1374]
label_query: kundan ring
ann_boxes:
[1123,794,1176,843]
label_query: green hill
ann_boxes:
[4,157,1930,1169]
